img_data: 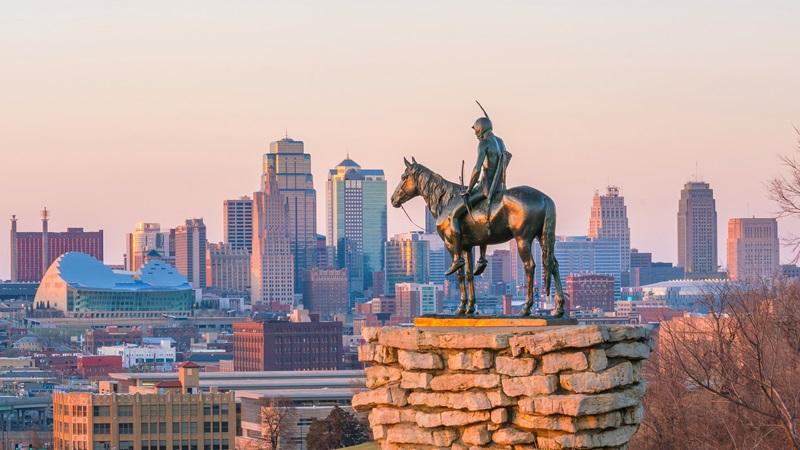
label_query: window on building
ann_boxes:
[92,406,110,417]
[92,423,110,434]
[173,422,180,433]
[203,422,211,433]
[119,423,134,434]
[119,441,133,450]
[118,405,133,417]
[93,442,110,450]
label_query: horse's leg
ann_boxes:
[473,245,488,276]
[465,248,477,314]
[516,237,535,316]
[456,258,468,315]
[550,256,565,317]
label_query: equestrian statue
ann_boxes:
[390,102,566,317]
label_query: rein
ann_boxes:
[400,204,426,232]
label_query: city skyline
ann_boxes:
[2,2,800,279]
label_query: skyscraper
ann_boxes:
[727,218,779,281]
[174,218,206,289]
[10,210,103,282]
[384,232,429,296]
[206,242,250,295]
[251,167,295,310]
[588,186,631,272]
[677,181,718,275]
[302,267,349,318]
[424,209,437,234]
[327,156,387,293]
[125,222,173,272]
[553,236,623,299]
[223,196,253,253]
[263,138,317,292]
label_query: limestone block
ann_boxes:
[398,350,443,370]
[366,365,402,388]
[352,386,407,411]
[385,423,458,446]
[588,348,608,372]
[487,388,515,407]
[362,327,380,342]
[606,325,651,342]
[541,351,588,374]
[430,373,500,391]
[441,410,490,426]
[369,407,416,425]
[622,404,645,425]
[400,371,433,390]
[502,374,558,397]
[492,428,536,445]
[606,342,651,360]
[435,331,511,349]
[543,425,639,448]
[495,356,536,376]
[510,326,608,356]
[415,411,443,428]
[379,327,437,350]
[513,410,624,433]
[372,425,387,440]
[491,408,508,424]
[518,383,645,416]
[462,423,491,446]
[358,343,397,364]
[448,349,494,371]
[408,391,493,411]
[559,362,635,394]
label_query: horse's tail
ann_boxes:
[540,197,558,297]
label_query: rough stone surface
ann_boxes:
[448,350,494,371]
[361,325,650,449]
[502,375,558,397]
[366,365,403,388]
[495,356,536,376]
[398,350,443,370]
[541,351,588,374]
[560,362,635,393]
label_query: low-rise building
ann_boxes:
[98,339,176,369]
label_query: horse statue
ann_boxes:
[390,157,566,317]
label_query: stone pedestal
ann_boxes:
[353,324,652,450]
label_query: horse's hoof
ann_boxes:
[466,307,476,315]
[456,307,467,315]
[520,306,531,316]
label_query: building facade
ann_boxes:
[263,138,318,293]
[302,268,349,319]
[566,274,616,312]
[250,167,295,310]
[175,219,207,289]
[233,317,342,371]
[53,364,235,450]
[588,186,631,273]
[727,218,779,281]
[126,223,173,272]
[35,252,194,318]
[222,197,252,254]
[384,232,429,297]
[677,181,718,275]
[11,211,103,282]
[206,242,250,296]
[551,236,623,299]
[395,283,443,318]
[327,157,387,293]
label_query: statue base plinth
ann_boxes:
[414,315,577,327]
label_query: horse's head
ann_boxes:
[391,157,421,208]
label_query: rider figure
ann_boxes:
[445,113,510,276]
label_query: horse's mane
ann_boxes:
[412,163,461,218]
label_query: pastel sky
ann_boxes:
[1,1,799,278]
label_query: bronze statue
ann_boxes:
[390,104,566,317]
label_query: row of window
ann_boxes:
[93,421,228,435]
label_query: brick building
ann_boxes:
[302,268,349,319]
[566,274,616,312]
[233,312,342,371]
[77,355,123,379]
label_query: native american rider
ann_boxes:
[444,113,512,276]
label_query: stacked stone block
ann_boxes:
[353,325,652,449]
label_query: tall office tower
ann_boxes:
[223,196,253,253]
[420,233,447,285]
[629,248,684,286]
[263,138,317,293]
[553,236,623,299]
[206,242,250,296]
[727,218,779,281]
[566,274,615,312]
[125,222,173,272]
[314,234,334,268]
[174,218,207,289]
[302,267,349,318]
[488,249,513,286]
[677,181,718,275]
[588,186,631,272]
[384,232,430,297]
[251,167,295,310]
[425,209,437,234]
[395,283,444,318]
[327,156,387,293]
[10,210,104,282]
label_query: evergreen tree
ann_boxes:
[306,406,370,450]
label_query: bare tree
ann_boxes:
[634,283,800,449]
[769,128,800,260]
[260,397,297,450]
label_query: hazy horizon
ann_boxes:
[2,1,799,278]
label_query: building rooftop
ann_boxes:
[46,252,190,291]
